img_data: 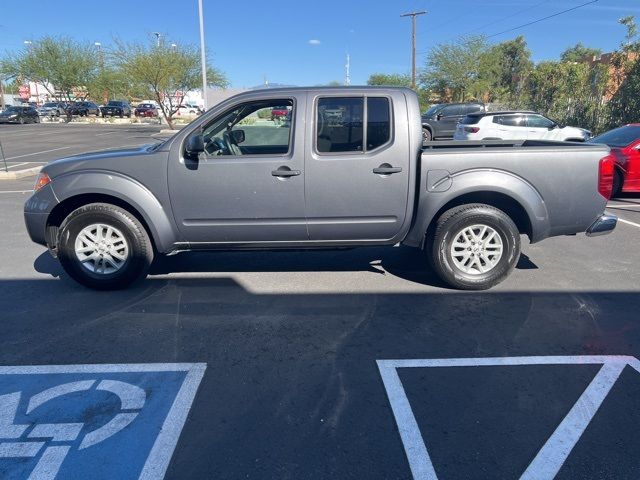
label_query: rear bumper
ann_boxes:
[586,213,617,237]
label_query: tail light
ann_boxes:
[464,126,480,133]
[598,153,615,199]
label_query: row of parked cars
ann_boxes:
[421,102,639,196]
[36,100,203,119]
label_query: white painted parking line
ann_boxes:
[95,131,116,136]
[3,146,71,161]
[5,162,29,169]
[619,218,640,229]
[0,190,32,194]
[377,356,640,480]
[609,204,640,208]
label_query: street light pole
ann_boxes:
[400,11,426,90]
[198,0,208,111]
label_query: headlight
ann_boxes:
[34,173,51,192]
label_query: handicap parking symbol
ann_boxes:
[0,363,205,480]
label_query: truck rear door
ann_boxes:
[304,92,410,241]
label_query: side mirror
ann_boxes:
[185,133,204,156]
[436,113,443,121]
[230,129,245,144]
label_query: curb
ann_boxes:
[0,165,42,180]
[158,128,183,135]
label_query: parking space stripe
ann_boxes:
[4,146,71,161]
[0,191,32,194]
[619,218,640,229]
[521,362,626,480]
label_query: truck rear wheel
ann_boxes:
[57,203,154,290]
[429,204,520,290]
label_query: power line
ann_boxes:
[486,0,599,39]
[465,0,553,36]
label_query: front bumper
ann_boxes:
[24,184,59,247]
[586,213,617,237]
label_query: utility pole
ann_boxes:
[400,11,426,90]
[198,0,208,111]
[152,32,162,47]
[344,53,351,86]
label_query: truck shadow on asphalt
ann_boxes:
[33,247,537,290]
[3,264,640,479]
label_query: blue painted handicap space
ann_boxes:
[0,363,206,480]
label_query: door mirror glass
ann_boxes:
[436,113,443,120]
[185,133,204,156]
[230,129,245,144]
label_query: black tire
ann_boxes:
[57,203,154,290]
[422,128,432,143]
[428,203,521,290]
[612,170,623,198]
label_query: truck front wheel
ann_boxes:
[57,203,154,290]
[429,204,520,290]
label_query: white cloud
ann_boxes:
[308,39,321,46]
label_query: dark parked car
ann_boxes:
[421,102,486,141]
[25,87,616,291]
[0,106,40,124]
[134,103,158,118]
[100,100,132,118]
[68,101,99,116]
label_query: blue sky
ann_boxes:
[0,0,638,88]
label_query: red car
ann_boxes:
[134,103,158,118]
[589,124,640,196]
[271,106,289,121]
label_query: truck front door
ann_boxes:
[305,93,411,241]
[168,94,308,243]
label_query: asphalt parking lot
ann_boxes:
[1,123,640,479]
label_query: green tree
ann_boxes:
[420,35,489,102]
[527,61,608,133]
[607,16,640,128]
[561,43,602,63]
[367,73,412,87]
[113,39,228,128]
[0,36,98,119]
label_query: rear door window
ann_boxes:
[366,97,391,150]
[526,114,555,129]
[493,115,525,127]
[465,104,484,115]
[440,105,463,117]
[316,96,392,153]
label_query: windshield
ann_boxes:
[4,107,20,112]
[588,125,640,148]
[42,103,58,108]
[107,101,123,106]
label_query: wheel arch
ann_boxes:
[404,169,551,248]
[47,172,179,253]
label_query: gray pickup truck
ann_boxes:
[24,87,617,290]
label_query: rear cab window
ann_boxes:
[316,96,392,154]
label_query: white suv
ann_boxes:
[453,111,591,142]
